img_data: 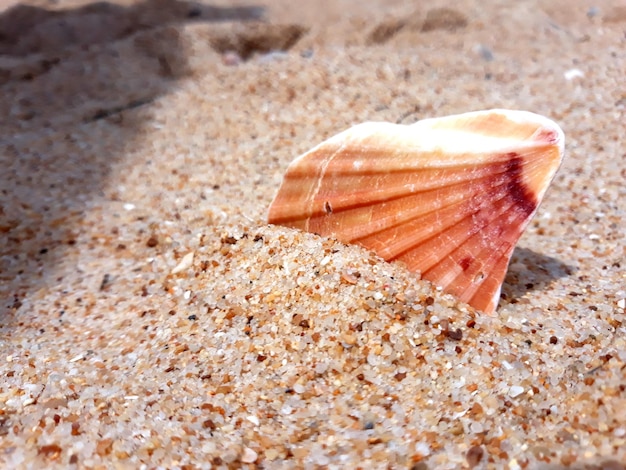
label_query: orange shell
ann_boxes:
[268,109,564,314]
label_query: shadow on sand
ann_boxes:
[500,246,575,308]
[0,0,265,315]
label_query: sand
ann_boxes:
[1,0,625,468]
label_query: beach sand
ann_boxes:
[1,0,625,468]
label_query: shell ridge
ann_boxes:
[306,163,519,228]
[464,240,516,309]
[430,204,531,310]
[303,139,349,231]
[434,231,515,302]
[373,178,520,260]
[406,194,519,273]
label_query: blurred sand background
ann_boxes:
[0,0,625,468]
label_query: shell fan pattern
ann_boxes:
[268,109,564,314]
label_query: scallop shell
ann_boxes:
[268,109,564,314]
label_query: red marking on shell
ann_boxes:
[459,257,473,271]
[503,154,537,218]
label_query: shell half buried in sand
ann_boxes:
[268,109,564,314]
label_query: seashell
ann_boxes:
[268,109,564,314]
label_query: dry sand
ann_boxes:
[1,0,625,468]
